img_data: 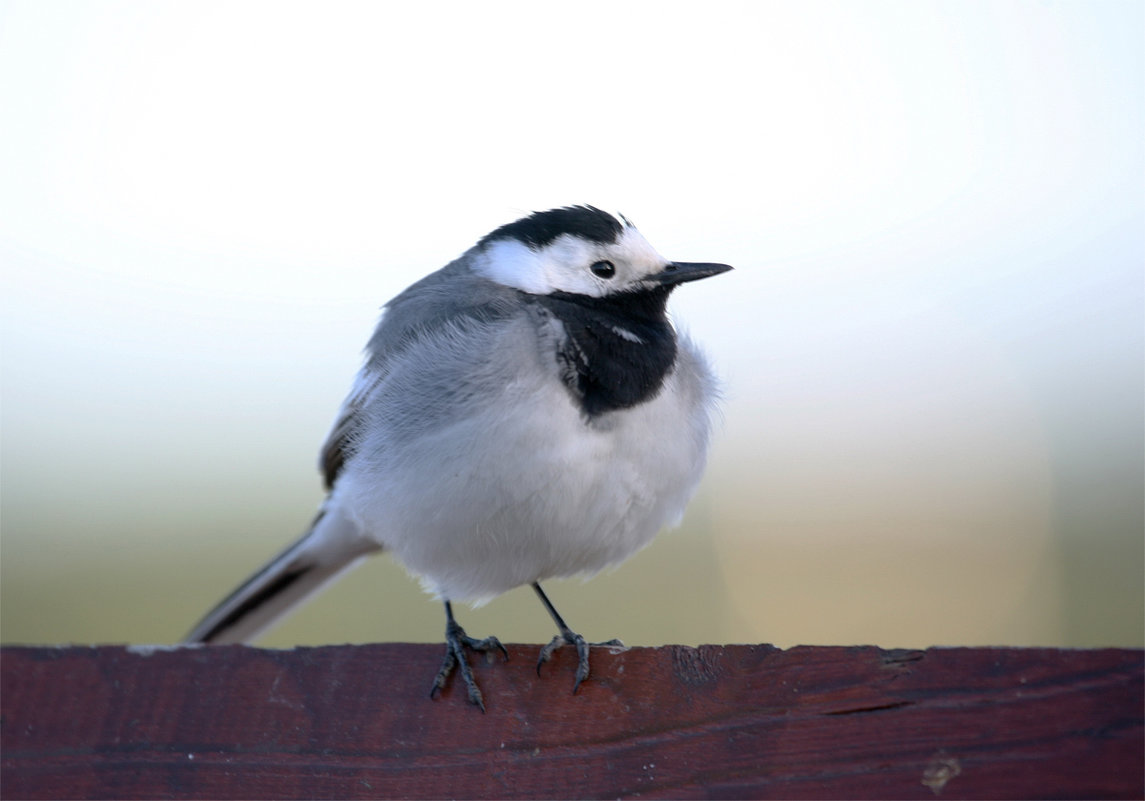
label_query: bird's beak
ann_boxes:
[654,261,734,286]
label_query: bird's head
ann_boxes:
[472,206,731,298]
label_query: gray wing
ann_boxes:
[319,251,525,489]
[320,369,382,489]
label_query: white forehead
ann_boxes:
[473,226,669,297]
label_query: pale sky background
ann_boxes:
[1,1,1142,650]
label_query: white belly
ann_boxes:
[334,344,715,603]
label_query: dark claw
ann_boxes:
[530,582,625,695]
[430,607,508,712]
[536,629,621,694]
[536,634,562,675]
[572,635,590,694]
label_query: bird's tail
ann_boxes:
[184,505,381,644]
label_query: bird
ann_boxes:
[184,205,731,710]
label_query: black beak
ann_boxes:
[654,261,734,286]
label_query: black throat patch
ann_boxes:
[533,286,678,418]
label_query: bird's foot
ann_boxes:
[536,628,625,694]
[429,618,509,712]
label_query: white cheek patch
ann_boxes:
[473,236,604,296]
[539,236,602,296]
[473,240,551,293]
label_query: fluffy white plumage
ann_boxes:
[333,316,716,603]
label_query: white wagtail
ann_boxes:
[185,206,731,710]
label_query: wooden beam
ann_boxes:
[2,644,1141,799]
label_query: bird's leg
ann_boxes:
[532,582,624,694]
[429,600,508,712]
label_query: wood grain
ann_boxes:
[2,644,1141,799]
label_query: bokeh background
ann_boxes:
[2,1,1141,650]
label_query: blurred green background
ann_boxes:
[2,1,1142,650]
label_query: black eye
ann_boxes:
[590,260,616,279]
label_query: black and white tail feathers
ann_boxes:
[184,506,381,644]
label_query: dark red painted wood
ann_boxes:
[2,644,1141,799]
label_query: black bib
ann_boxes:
[532,286,678,418]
